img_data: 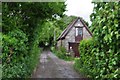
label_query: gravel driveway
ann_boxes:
[31,50,84,79]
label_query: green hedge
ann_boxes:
[74,2,120,79]
[74,38,120,79]
[2,29,41,78]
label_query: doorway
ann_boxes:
[68,42,80,57]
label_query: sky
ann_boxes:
[64,0,94,25]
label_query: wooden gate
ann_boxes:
[68,42,80,57]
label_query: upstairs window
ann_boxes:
[75,27,83,36]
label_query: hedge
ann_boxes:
[2,30,41,78]
[74,2,120,79]
[74,38,120,79]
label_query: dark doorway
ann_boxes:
[69,42,80,57]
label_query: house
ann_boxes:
[57,17,92,57]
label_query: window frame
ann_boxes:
[75,27,83,37]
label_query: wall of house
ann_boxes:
[63,27,75,51]
[57,40,61,48]
[83,27,92,39]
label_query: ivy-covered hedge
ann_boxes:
[74,3,120,79]
[74,2,120,79]
[74,38,120,79]
[74,38,97,78]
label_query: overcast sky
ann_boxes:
[64,0,94,25]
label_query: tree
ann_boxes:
[2,2,66,78]
[56,15,89,31]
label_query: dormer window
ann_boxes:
[75,27,83,36]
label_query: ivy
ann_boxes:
[75,2,120,79]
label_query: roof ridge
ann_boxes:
[57,17,78,40]
[80,18,92,36]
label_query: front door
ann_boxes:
[69,42,80,57]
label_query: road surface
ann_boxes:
[32,50,85,79]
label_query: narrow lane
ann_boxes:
[32,50,83,78]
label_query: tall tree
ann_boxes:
[2,2,66,78]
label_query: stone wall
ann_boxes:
[83,27,92,39]
[63,27,75,51]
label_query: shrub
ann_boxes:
[75,2,120,79]
[2,30,29,78]
[2,29,28,64]
[74,37,120,79]
[51,46,73,61]
[74,38,97,78]
[2,29,41,78]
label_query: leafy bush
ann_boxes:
[2,30,41,78]
[2,2,66,78]
[74,38,120,79]
[51,46,74,61]
[2,29,28,64]
[75,2,120,79]
[74,38,97,77]
[2,30,28,78]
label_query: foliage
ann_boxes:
[90,2,120,79]
[2,31,29,78]
[0,64,1,79]
[51,46,74,61]
[38,21,62,47]
[2,29,42,78]
[74,38,98,78]
[75,2,120,79]
[56,15,89,31]
[2,29,28,64]
[2,2,66,78]
[55,15,76,30]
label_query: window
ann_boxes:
[76,27,83,36]
[78,28,83,36]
